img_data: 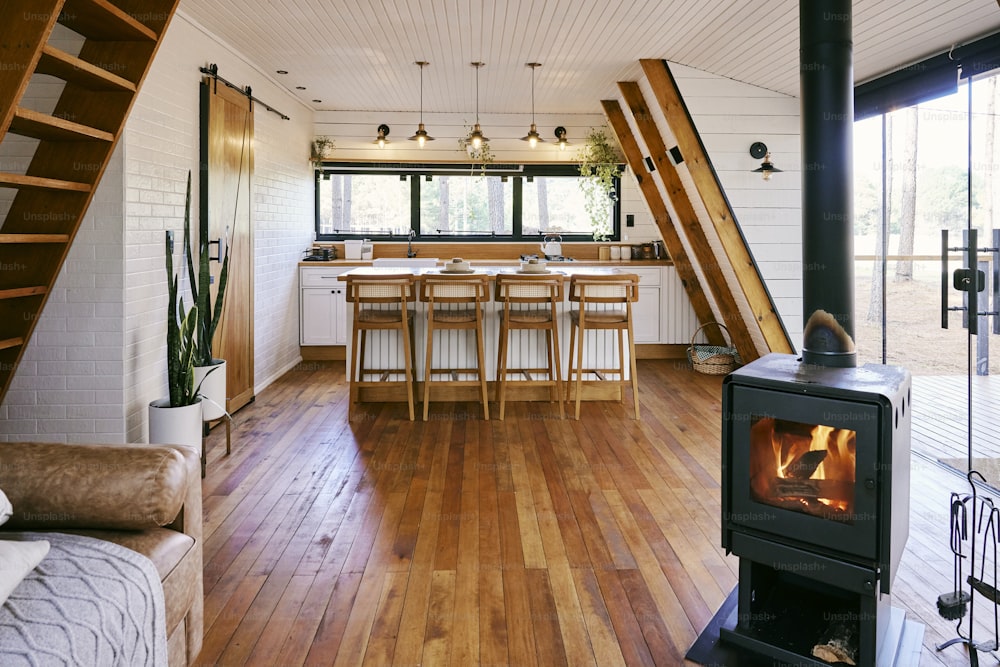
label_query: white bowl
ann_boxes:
[519,260,548,273]
[444,258,471,272]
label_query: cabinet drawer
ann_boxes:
[626,267,661,286]
[300,266,349,287]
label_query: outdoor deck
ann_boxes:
[912,374,1000,463]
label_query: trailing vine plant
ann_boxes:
[577,127,623,241]
[458,127,494,178]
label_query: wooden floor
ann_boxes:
[195,360,992,667]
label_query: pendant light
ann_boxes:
[409,61,434,147]
[521,63,543,148]
[468,62,488,149]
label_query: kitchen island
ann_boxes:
[324,263,675,406]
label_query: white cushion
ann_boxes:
[0,489,10,526]
[0,539,49,606]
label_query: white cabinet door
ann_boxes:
[300,267,349,345]
[633,286,661,343]
[301,286,347,345]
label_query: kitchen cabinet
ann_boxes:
[300,266,349,345]
[629,267,661,343]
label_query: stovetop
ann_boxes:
[520,253,576,262]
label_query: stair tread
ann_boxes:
[37,45,137,92]
[0,338,25,351]
[10,107,114,143]
[59,0,159,42]
[0,286,47,300]
[0,234,70,243]
[0,172,92,193]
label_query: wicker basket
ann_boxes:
[687,322,741,375]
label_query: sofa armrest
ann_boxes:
[0,442,198,533]
[163,444,202,543]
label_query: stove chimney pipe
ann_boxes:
[800,0,857,367]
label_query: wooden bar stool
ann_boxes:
[566,273,640,420]
[495,273,565,420]
[419,273,491,421]
[345,273,417,421]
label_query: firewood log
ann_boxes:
[811,620,858,665]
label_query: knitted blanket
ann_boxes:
[0,532,166,666]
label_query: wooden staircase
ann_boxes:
[0,0,179,404]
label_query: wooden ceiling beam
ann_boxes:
[640,58,794,355]
[601,98,724,347]
[616,81,758,359]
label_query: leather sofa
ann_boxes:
[0,442,203,667]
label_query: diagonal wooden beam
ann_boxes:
[601,99,724,347]
[617,81,758,359]
[640,58,794,354]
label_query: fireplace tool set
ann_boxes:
[937,470,1000,665]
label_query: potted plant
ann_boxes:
[148,228,206,450]
[183,170,231,422]
[310,136,335,167]
[577,127,623,241]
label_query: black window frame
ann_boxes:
[314,162,621,242]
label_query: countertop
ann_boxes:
[299,258,672,268]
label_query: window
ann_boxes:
[420,175,513,236]
[316,173,410,236]
[315,163,620,241]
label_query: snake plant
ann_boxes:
[165,229,201,407]
[182,170,230,368]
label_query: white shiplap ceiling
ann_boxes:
[177,0,1000,116]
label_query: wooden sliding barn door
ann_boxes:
[201,80,254,412]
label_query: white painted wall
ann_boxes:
[1,12,316,443]
[669,62,803,345]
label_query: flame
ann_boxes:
[750,417,857,520]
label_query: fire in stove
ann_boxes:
[750,417,857,521]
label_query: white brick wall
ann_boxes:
[2,13,315,443]
[0,143,126,443]
[121,12,315,442]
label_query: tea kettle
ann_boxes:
[540,234,562,257]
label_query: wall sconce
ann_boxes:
[374,124,390,148]
[554,126,569,151]
[750,141,781,181]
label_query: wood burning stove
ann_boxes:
[720,353,913,665]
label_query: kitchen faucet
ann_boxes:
[407,230,417,257]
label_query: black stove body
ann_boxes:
[721,353,911,666]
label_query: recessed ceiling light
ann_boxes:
[276,70,288,75]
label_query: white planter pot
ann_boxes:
[148,398,203,449]
[194,359,227,421]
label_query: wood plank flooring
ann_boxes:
[911,375,1000,461]
[196,360,990,666]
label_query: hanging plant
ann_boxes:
[458,127,494,177]
[310,136,335,167]
[577,127,623,241]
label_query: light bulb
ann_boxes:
[472,135,482,149]
[417,135,426,148]
[529,136,538,148]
